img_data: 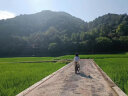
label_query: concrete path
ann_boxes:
[17,59,126,96]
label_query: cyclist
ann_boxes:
[74,53,80,74]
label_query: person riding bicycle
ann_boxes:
[74,53,80,74]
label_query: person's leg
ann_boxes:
[78,64,80,72]
[75,62,78,74]
[75,62,77,74]
[75,65,77,74]
[77,65,79,73]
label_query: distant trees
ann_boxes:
[95,37,112,52]
[116,23,128,36]
[48,43,57,51]
[0,11,128,57]
[119,36,128,51]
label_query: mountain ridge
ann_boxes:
[0,10,128,57]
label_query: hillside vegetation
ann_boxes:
[0,11,128,57]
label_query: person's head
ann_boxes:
[75,53,79,56]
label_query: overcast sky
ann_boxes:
[0,0,128,22]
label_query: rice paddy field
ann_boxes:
[55,53,128,60]
[0,58,66,96]
[95,58,128,95]
[0,53,128,96]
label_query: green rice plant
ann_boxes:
[0,57,55,63]
[55,54,128,60]
[0,62,66,96]
[95,58,128,95]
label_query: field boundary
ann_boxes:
[1,60,72,63]
[92,59,127,96]
[17,61,73,96]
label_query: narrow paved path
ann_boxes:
[22,59,118,96]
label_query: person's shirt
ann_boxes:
[74,56,80,62]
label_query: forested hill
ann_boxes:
[0,11,128,57]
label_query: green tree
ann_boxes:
[96,37,112,52]
[116,23,128,36]
[48,43,57,51]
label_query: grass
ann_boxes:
[0,59,66,96]
[0,57,55,63]
[55,54,128,60]
[95,58,128,94]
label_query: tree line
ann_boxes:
[0,11,128,57]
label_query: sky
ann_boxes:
[0,0,128,22]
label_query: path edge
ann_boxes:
[92,59,127,96]
[16,62,73,96]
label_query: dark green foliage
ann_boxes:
[95,37,112,52]
[116,23,128,36]
[0,11,128,57]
